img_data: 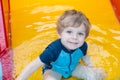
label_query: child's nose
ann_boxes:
[72,34,77,39]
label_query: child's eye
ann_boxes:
[66,31,72,34]
[78,33,83,36]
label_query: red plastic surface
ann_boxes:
[0,0,13,80]
[110,0,120,23]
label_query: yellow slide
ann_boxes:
[10,0,120,80]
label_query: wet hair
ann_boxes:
[56,9,91,37]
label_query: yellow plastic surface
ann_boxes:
[10,0,120,80]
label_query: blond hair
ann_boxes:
[57,9,91,37]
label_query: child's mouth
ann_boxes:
[68,41,78,45]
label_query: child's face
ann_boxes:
[59,24,86,50]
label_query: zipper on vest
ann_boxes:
[68,53,72,72]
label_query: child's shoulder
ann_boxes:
[48,39,61,47]
[80,42,87,48]
[79,42,88,55]
[46,39,62,51]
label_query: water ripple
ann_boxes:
[91,25,107,35]
[30,5,74,14]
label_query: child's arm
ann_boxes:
[81,55,93,67]
[16,57,44,80]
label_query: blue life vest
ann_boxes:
[51,48,84,78]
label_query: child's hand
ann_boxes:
[87,67,107,80]
[94,68,107,80]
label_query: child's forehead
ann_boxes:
[66,23,85,28]
[63,24,86,31]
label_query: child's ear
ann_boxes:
[57,33,61,38]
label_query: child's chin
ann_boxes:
[68,47,78,50]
